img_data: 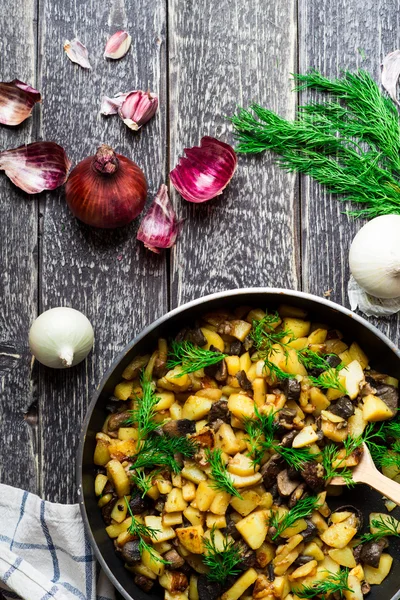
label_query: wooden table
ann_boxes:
[1,0,400,504]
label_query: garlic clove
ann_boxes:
[104,30,132,60]
[381,50,400,105]
[118,90,158,130]
[170,136,237,203]
[0,79,41,126]
[64,38,92,69]
[100,92,131,115]
[0,142,71,194]
[137,184,183,253]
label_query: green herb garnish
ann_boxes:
[250,313,295,381]
[358,514,400,544]
[167,340,227,375]
[132,434,198,473]
[269,495,322,540]
[308,368,347,394]
[131,468,161,498]
[231,70,400,218]
[293,569,353,599]
[125,373,161,439]
[206,448,242,498]
[124,496,170,565]
[202,527,242,583]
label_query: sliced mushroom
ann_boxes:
[105,397,126,413]
[261,454,286,488]
[121,540,141,565]
[267,563,275,581]
[301,461,325,493]
[162,419,197,437]
[293,555,315,567]
[236,369,253,392]
[107,410,131,431]
[361,581,371,595]
[329,396,355,420]
[222,514,241,540]
[301,519,318,543]
[288,483,307,508]
[207,399,230,425]
[277,469,301,496]
[164,549,185,570]
[353,544,363,564]
[282,378,301,401]
[234,541,257,570]
[204,356,227,382]
[281,430,298,448]
[134,574,154,593]
[129,493,150,514]
[374,382,399,415]
[360,538,389,568]
[229,340,243,355]
[198,575,222,600]
[176,327,207,347]
[165,571,189,593]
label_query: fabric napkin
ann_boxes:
[0,484,115,600]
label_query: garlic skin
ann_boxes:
[349,215,400,299]
[118,90,158,130]
[0,80,41,126]
[29,307,94,368]
[64,38,92,69]
[104,31,132,60]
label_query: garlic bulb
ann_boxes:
[349,215,400,299]
[29,307,94,368]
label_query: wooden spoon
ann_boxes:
[329,442,400,505]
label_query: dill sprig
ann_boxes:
[244,406,315,469]
[293,569,353,599]
[269,496,322,540]
[308,368,347,394]
[206,448,242,498]
[202,527,242,583]
[132,434,198,473]
[124,497,170,565]
[298,349,336,371]
[250,313,294,381]
[131,469,161,498]
[125,374,161,439]
[167,340,227,376]
[359,514,400,544]
[230,70,400,218]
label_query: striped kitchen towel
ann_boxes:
[0,484,115,600]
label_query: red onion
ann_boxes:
[170,136,237,203]
[137,184,183,253]
[65,144,147,228]
[0,80,41,126]
[0,142,70,193]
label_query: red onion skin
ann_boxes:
[65,146,147,228]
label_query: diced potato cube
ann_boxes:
[235,510,269,549]
[118,427,139,441]
[348,407,368,438]
[229,472,262,488]
[221,568,258,600]
[325,338,348,354]
[94,473,108,496]
[154,391,175,411]
[170,402,183,420]
[164,367,190,388]
[176,525,204,554]
[320,521,357,548]
[341,360,365,400]
[165,488,188,513]
[321,419,348,442]
[144,516,176,542]
[228,453,257,477]
[165,591,189,600]
[255,541,275,567]
[206,513,227,529]
[228,394,255,420]
[330,511,353,524]
[349,342,369,370]
[303,541,325,562]
[183,506,204,527]
[181,463,207,485]
[215,423,241,455]
[364,554,393,585]
[309,387,330,415]
[189,575,198,600]
[363,394,395,422]
[182,480,196,502]
[253,378,266,407]
[273,549,301,576]
[292,425,319,448]
[105,517,131,538]
[93,440,111,466]
[195,480,217,511]
[210,491,231,515]
[182,395,212,421]
[308,328,328,344]
[225,355,241,376]
[156,478,173,495]
[282,317,311,338]
[142,546,166,577]
[369,513,400,535]
[162,511,183,526]
[280,519,308,539]
[107,459,130,497]
[230,490,261,517]
[240,352,252,373]
[110,497,128,523]
[98,493,113,508]
[328,547,356,568]
[129,562,157,580]
[114,380,134,400]
[344,568,363,600]
[339,349,353,367]
[289,559,318,580]
[108,438,136,461]
[200,327,225,352]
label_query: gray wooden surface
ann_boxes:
[0,0,399,508]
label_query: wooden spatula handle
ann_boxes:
[361,469,400,506]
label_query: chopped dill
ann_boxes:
[132,434,198,473]
[206,448,242,498]
[309,368,347,394]
[131,468,161,498]
[249,313,295,381]
[358,514,400,544]
[293,568,353,599]
[269,496,322,540]
[125,373,161,439]
[202,527,242,583]
[167,340,227,375]
[124,497,170,565]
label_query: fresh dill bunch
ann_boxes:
[131,469,161,498]
[132,434,198,473]
[206,448,242,498]
[308,368,347,394]
[167,340,227,375]
[269,496,322,540]
[202,527,242,583]
[293,568,353,599]
[230,70,400,218]
[358,514,400,544]
[125,374,161,439]
[124,497,170,566]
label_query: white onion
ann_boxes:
[29,307,94,368]
[349,215,400,299]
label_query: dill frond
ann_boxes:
[167,340,227,375]
[124,497,170,565]
[126,373,161,439]
[269,496,322,540]
[203,527,242,583]
[277,445,316,470]
[358,514,400,544]
[131,469,161,498]
[308,368,347,394]
[293,568,353,598]
[206,448,242,498]
[132,435,198,473]
[250,314,295,381]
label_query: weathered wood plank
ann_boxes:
[0,0,39,491]
[169,0,300,307]
[299,0,400,342]
[38,0,168,502]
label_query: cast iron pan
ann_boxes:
[77,288,400,600]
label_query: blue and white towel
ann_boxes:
[0,484,115,600]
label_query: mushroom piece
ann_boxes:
[121,540,141,565]
[204,356,228,382]
[267,563,275,582]
[208,399,230,425]
[361,581,371,595]
[374,382,399,415]
[134,574,154,593]
[353,544,363,563]
[234,541,257,570]
[293,554,315,567]
[105,397,126,413]
[236,369,253,392]
[288,483,307,508]
[162,419,197,437]
[360,538,389,568]
[176,327,207,347]
[163,549,185,569]
[107,410,131,431]
[229,340,243,355]
[222,514,241,540]
[277,469,301,497]
[329,396,355,420]
[329,505,363,532]
[301,461,325,493]
[197,575,222,600]
[280,430,298,448]
[282,378,301,401]
[101,496,117,525]
[261,454,286,488]
[301,519,318,542]
[129,492,150,514]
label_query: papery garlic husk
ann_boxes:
[0,80,41,126]
[100,92,131,115]
[137,184,183,253]
[0,142,71,194]
[170,136,237,203]
[29,307,94,368]
[104,30,132,59]
[118,90,158,130]
[64,38,92,69]
[349,215,400,299]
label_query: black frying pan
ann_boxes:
[77,288,400,600]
